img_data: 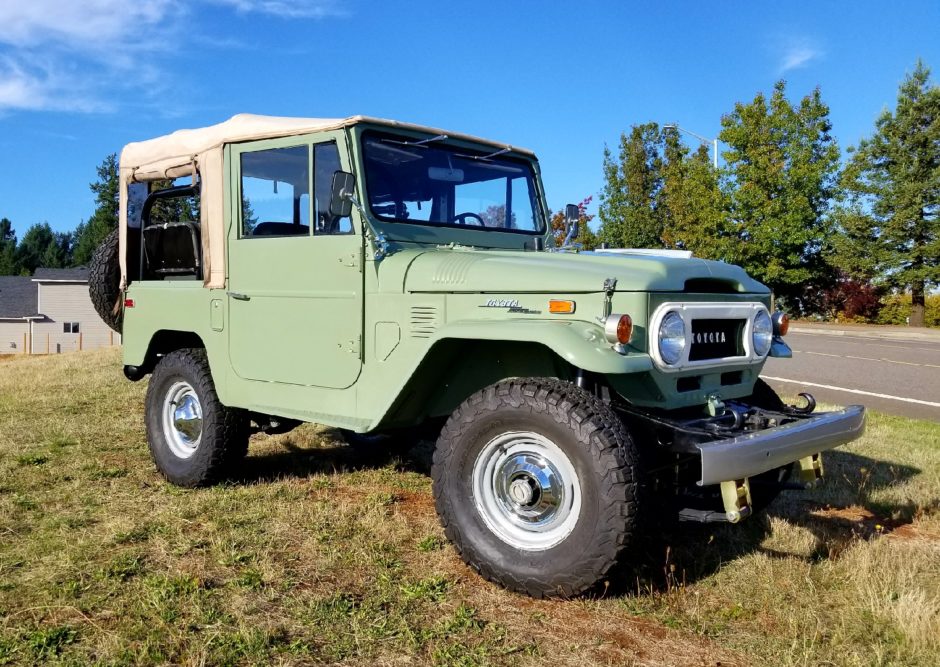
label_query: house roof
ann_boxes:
[0,276,40,319]
[32,267,89,282]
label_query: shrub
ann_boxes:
[876,293,940,327]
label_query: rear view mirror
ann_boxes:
[428,166,465,182]
[329,171,356,217]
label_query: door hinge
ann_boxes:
[340,251,362,270]
[344,336,361,356]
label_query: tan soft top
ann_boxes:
[121,113,533,178]
[119,114,534,289]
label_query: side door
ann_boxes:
[227,132,363,389]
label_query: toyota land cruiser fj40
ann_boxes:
[91,114,866,598]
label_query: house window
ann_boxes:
[63,322,80,334]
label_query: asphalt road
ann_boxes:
[763,330,940,422]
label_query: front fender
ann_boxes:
[430,319,653,375]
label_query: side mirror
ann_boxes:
[563,203,580,244]
[329,171,356,217]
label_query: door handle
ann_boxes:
[227,291,250,301]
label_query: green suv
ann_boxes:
[90,114,865,598]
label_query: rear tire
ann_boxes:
[145,348,248,487]
[432,378,641,598]
[89,228,123,333]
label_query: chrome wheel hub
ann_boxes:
[472,431,582,551]
[162,381,203,459]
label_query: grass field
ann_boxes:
[1,349,938,666]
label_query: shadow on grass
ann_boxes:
[230,434,925,598]
[228,430,435,485]
[611,449,923,595]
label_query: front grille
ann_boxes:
[688,318,744,361]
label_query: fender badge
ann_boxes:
[479,299,541,314]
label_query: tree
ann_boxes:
[718,81,840,312]
[598,123,664,248]
[0,218,17,275]
[550,196,597,249]
[72,154,119,266]
[15,222,71,274]
[659,135,727,259]
[834,61,940,327]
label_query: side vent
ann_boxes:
[410,305,440,338]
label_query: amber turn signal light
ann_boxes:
[772,311,789,336]
[603,313,633,345]
[549,300,576,314]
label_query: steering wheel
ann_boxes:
[452,212,485,226]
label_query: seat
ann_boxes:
[143,221,201,278]
[252,221,310,236]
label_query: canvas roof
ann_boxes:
[120,113,534,177]
[119,114,535,290]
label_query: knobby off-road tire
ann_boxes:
[432,378,641,598]
[89,228,123,333]
[146,348,249,487]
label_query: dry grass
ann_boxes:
[1,349,938,666]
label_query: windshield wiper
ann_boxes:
[381,134,448,148]
[456,147,512,161]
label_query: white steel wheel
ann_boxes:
[146,348,249,487]
[472,430,582,551]
[162,380,203,459]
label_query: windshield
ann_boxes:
[362,132,545,233]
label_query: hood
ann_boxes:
[398,248,769,294]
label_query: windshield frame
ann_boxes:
[358,129,547,236]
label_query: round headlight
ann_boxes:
[752,310,772,356]
[658,311,686,365]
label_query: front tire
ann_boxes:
[432,378,641,598]
[145,348,248,487]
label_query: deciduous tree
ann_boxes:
[598,123,664,248]
[718,81,840,312]
[550,196,597,249]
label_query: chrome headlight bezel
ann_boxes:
[658,311,687,365]
[752,310,773,357]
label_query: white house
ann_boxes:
[0,268,120,355]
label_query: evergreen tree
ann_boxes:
[834,61,940,327]
[72,154,119,266]
[0,218,17,275]
[598,123,664,248]
[15,223,69,274]
[719,81,840,311]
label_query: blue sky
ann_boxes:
[1,1,938,238]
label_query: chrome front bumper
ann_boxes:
[696,405,866,486]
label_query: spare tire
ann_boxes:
[89,228,123,333]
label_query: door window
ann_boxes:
[240,145,310,237]
[314,142,353,235]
